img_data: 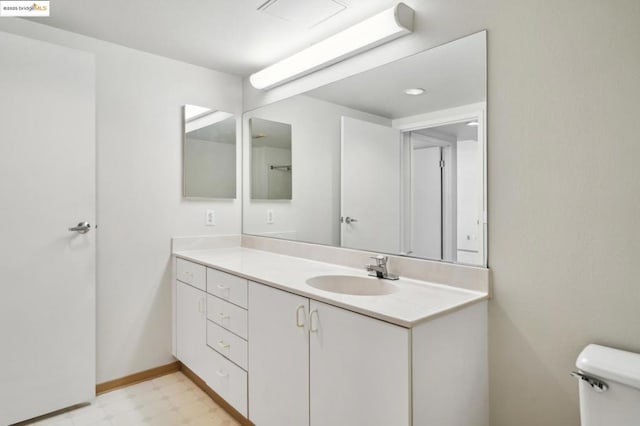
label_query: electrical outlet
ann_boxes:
[205,210,216,226]
[266,209,274,224]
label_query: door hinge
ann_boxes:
[439,160,445,168]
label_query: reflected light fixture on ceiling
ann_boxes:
[404,88,425,96]
[467,121,479,126]
[249,2,415,90]
[185,110,234,133]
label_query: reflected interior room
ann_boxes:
[1,1,639,426]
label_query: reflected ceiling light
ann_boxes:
[185,110,233,133]
[403,88,425,96]
[467,121,479,126]
[249,2,414,90]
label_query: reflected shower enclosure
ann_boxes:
[250,118,292,200]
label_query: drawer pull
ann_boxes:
[217,312,230,320]
[217,284,230,298]
[218,340,230,349]
[296,305,306,328]
[217,369,229,378]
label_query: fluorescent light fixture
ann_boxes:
[249,2,414,90]
[404,88,425,96]
[467,121,479,126]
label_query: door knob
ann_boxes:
[345,216,358,224]
[68,222,91,234]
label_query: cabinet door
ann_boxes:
[176,281,207,379]
[248,282,309,426]
[309,301,411,426]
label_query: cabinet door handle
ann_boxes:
[309,309,319,333]
[217,284,230,292]
[217,312,230,320]
[217,340,230,349]
[216,369,228,378]
[198,298,204,317]
[295,305,306,328]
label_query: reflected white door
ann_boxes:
[341,117,401,253]
[412,146,442,259]
[0,32,96,424]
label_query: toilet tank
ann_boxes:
[575,344,640,426]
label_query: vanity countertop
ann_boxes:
[174,247,488,328]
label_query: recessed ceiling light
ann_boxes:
[467,121,479,126]
[404,88,425,96]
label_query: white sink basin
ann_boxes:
[306,275,398,296]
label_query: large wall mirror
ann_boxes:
[183,105,237,199]
[242,31,487,266]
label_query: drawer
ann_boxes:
[207,268,248,309]
[207,320,248,370]
[176,258,206,291]
[207,295,248,339]
[202,346,247,417]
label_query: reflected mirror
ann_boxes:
[250,118,292,200]
[183,105,236,199]
[242,31,487,265]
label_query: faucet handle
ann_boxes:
[370,255,387,266]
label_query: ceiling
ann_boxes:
[306,30,486,119]
[29,0,402,76]
[415,121,478,142]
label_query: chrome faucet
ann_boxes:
[365,255,399,280]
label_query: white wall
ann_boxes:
[243,95,389,246]
[487,1,640,425]
[0,19,242,383]
[243,2,640,425]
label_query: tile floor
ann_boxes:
[26,372,240,426]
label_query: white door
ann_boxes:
[309,301,411,426]
[412,146,442,259]
[248,283,309,426]
[340,117,401,253]
[0,32,96,424]
[456,139,481,264]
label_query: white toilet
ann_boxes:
[574,344,640,425]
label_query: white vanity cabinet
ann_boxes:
[248,282,410,426]
[174,254,488,426]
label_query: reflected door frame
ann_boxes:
[393,102,487,266]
